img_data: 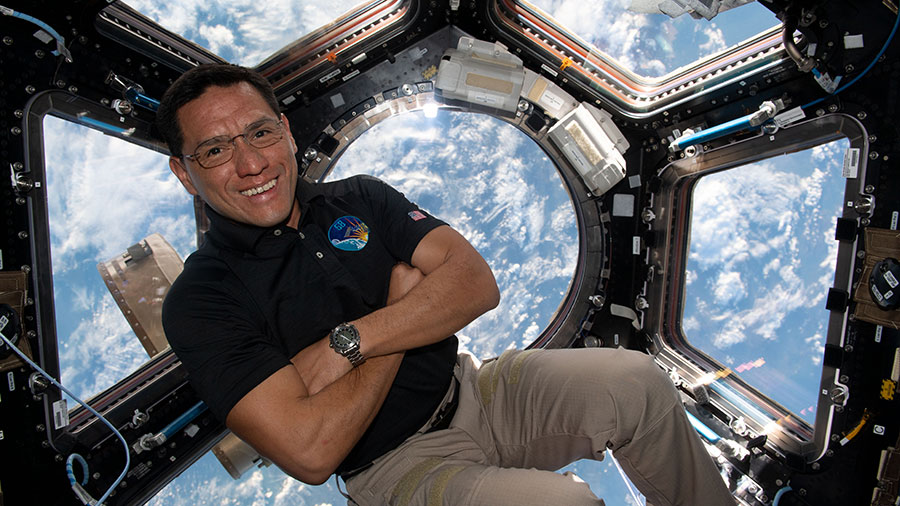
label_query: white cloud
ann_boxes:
[713,271,745,304]
[699,25,727,53]
[44,117,194,272]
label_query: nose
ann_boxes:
[231,135,268,177]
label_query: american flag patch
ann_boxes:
[408,210,427,221]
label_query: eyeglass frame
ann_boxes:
[181,116,287,169]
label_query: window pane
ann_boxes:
[122,0,371,66]
[523,0,778,78]
[44,116,195,403]
[683,138,849,425]
[330,110,578,357]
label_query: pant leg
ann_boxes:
[474,348,734,506]
[344,426,604,506]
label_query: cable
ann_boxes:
[802,10,900,110]
[0,327,130,505]
[609,450,646,506]
[772,485,793,506]
[0,5,73,62]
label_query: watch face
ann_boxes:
[331,324,359,351]
[333,329,355,348]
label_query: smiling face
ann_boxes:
[169,82,300,228]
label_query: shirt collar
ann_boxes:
[204,179,323,253]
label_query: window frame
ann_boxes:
[643,113,869,462]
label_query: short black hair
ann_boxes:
[156,64,280,156]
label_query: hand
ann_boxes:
[387,262,424,305]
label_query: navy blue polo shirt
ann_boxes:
[162,175,457,474]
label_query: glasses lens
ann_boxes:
[196,143,232,168]
[247,120,284,149]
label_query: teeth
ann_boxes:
[241,179,276,196]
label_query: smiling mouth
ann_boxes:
[240,179,276,196]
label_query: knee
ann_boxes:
[594,349,680,444]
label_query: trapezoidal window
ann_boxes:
[681,137,850,427]
[42,115,194,405]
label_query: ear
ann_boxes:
[282,114,298,154]
[169,156,199,196]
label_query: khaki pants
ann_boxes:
[345,348,735,506]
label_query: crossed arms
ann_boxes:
[225,225,500,484]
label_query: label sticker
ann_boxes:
[328,216,369,252]
[6,372,13,392]
[540,63,559,77]
[892,211,898,230]
[319,68,342,83]
[876,325,883,343]
[842,148,860,178]
[52,399,69,430]
[774,106,806,127]
[540,89,564,111]
[632,236,641,255]
[342,69,360,82]
[885,270,899,289]
[408,210,427,221]
[872,284,885,302]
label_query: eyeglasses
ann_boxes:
[183,118,286,169]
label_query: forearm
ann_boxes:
[228,352,403,484]
[356,240,499,358]
[295,353,402,479]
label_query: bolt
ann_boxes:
[36,424,45,432]
[865,184,875,193]
[17,231,28,239]
[15,197,25,205]
[10,126,22,135]
[812,462,821,470]
[861,217,870,226]
[828,104,839,113]
[2,36,12,45]
[21,265,31,274]
[840,374,849,383]
[831,434,840,442]
[857,250,866,259]
[845,64,855,73]
[845,344,854,352]
[799,488,807,496]
[635,297,649,310]
[826,449,834,457]
[41,440,50,448]
[858,111,867,120]
[13,162,23,170]
[14,109,24,119]
[92,472,100,480]
[55,80,66,88]
[25,85,35,94]
[78,35,88,44]
[820,19,829,28]
[35,49,45,59]
[815,108,825,117]
[868,135,877,143]
[776,479,784,486]
[55,454,65,463]
[517,99,529,112]
[870,152,879,160]
[68,86,78,94]
[588,295,604,307]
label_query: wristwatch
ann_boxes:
[329,322,366,367]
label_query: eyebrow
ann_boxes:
[193,117,280,149]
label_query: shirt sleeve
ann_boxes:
[162,259,290,422]
[352,175,447,263]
